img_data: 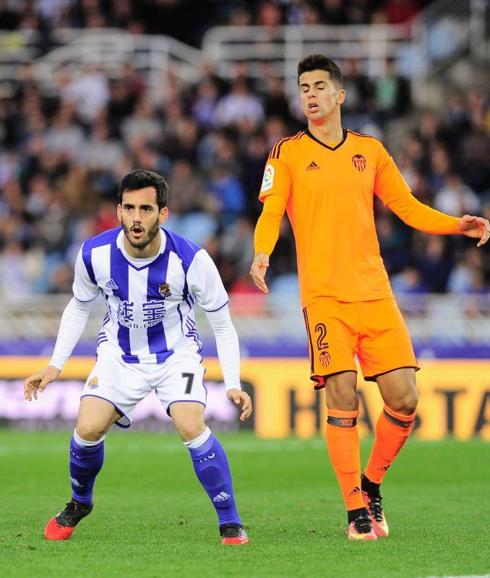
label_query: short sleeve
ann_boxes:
[187,250,228,312]
[72,246,100,302]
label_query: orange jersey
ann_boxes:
[256,129,460,305]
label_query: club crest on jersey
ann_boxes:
[87,376,99,389]
[319,350,331,368]
[352,154,367,172]
[261,164,274,192]
[158,282,172,298]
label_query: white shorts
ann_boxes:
[81,347,207,428]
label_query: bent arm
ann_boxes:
[49,297,94,370]
[205,305,241,391]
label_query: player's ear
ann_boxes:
[116,204,122,223]
[159,206,169,224]
[337,89,346,105]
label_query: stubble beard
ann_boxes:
[122,218,161,250]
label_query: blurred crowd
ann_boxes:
[1,0,426,49]
[0,0,489,302]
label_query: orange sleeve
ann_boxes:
[255,143,292,255]
[254,193,288,255]
[375,144,461,235]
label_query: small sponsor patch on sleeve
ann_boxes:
[261,163,275,192]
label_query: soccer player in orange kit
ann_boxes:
[250,55,490,541]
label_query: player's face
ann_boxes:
[299,70,345,121]
[117,187,168,253]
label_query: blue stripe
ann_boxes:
[147,251,172,363]
[164,229,200,270]
[81,243,96,285]
[177,304,184,335]
[184,318,202,351]
[110,243,133,362]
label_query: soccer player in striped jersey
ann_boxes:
[250,54,490,540]
[24,169,252,545]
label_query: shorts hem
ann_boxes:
[166,399,206,417]
[80,394,131,428]
[363,365,420,382]
[311,369,357,390]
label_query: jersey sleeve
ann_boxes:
[72,246,100,302]
[255,140,292,255]
[373,142,413,206]
[187,249,229,312]
[258,140,292,202]
[374,143,460,234]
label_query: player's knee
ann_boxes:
[174,419,206,442]
[388,391,418,415]
[76,424,106,442]
[326,382,357,410]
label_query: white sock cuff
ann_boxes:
[183,427,212,449]
[73,429,105,447]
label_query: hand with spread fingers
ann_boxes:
[226,388,253,421]
[458,214,490,247]
[24,365,60,401]
[250,253,270,294]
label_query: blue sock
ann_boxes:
[187,432,242,528]
[69,436,104,505]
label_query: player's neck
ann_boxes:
[308,118,344,147]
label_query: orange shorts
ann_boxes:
[302,297,419,387]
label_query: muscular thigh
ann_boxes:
[303,298,358,385]
[77,395,120,439]
[376,367,418,415]
[357,298,419,382]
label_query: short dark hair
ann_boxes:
[118,169,168,210]
[297,55,343,87]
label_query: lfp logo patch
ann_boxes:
[261,164,275,192]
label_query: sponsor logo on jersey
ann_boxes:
[105,278,119,291]
[158,282,172,298]
[306,161,320,171]
[117,299,166,329]
[352,154,367,172]
[261,163,274,192]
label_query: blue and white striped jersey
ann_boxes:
[73,227,228,364]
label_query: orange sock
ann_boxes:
[325,409,364,511]
[364,405,416,484]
